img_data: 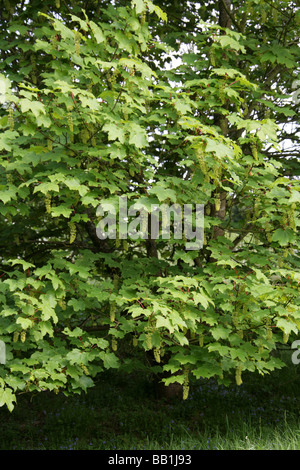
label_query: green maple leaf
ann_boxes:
[89,21,105,43]
[156,315,175,333]
[33,182,60,195]
[66,348,86,365]
[276,318,298,335]
[16,317,33,329]
[193,292,210,309]
[0,130,18,150]
[173,98,192,115]
[101,351,120,369]
[128,123,148,148]
[272,228,294,246]
[20,98,46,118]
[205,137,235,159]
[77,375,94,392]
[148,185,177,202]
[288,190,300,204]
[50,205,73,218]
[7,259,35,271]
[0,188,17,204]
[39,321,54,338]
[211,326,230,340]
[131,0,146,14]
[193,364,221,379]
[218,35,245,53]
[41,293,58,322]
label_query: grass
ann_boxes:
[1,353,300,450]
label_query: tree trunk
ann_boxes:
[218,0,232,29]
[212,0,233,239]
[151,1,234,402]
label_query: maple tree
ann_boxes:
[0,0,299,410]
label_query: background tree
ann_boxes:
[0,0,299,410]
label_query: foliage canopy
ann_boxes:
[0,0,299,410]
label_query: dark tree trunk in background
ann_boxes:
[219,0,232,28]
